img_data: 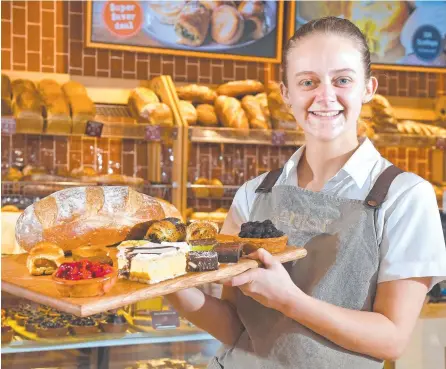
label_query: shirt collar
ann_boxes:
[282,138,381,189]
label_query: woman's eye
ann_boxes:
[300,80,314,87]
[336,78,351,86]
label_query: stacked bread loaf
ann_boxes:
[11,78,44,133]
[62,81,96,133]
[128,87,173,126]
[39,79,72,134]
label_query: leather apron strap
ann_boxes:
[364,165,404,208]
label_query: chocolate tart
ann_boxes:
[25,317,45,333]
[69,317,99,335]
[36,320,69,338]
[1,325,13,344]
[99,314,128,333]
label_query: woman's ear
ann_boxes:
[280,82,291,106]
[362,76,378,104]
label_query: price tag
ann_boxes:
[85,121,104,137]
[436,137,446,150]
[145,125,161,141]
[151,310,179,330]
[1,117,16,134]
[272,130,286,146]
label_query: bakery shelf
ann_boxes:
[188,126,305,146]
[1,330,214,354]
[372,133,441,148]
[187,184,239,200]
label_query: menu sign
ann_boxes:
[289,1,446,70]
[86,0,284,63]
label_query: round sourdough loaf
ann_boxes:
[15,186,166,252]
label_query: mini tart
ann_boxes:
[36,320,69,338]
[25,317,45,333]
[14,312,31,326]
[69,317,99,335]
[1,325,13,344]
[99,314,129,333]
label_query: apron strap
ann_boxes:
[255,168,284,193]
[364,165,404,208]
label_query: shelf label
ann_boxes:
[145,125,161,141]
[272,130,286,146]
[85,121,104,137]
[1,117,16,134]
[436,137,446,150]
[151,310,179,330]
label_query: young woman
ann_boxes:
[166,17,446,368]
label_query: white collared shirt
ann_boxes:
[221,138,446,289]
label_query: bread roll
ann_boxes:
[214,95,249,129]
[255,92,271,127]
[241,95,269,130]
[217,80,264,98]
[209,178,224,198]
[11,79,36,97]
[26,242,65,276]
[211,5,244,45]
[196,104,218,126]
[176,84,217,104]
[128,87,160,118]
[139,102,173,126]
[193,177,210,198]
[179,100,197,126]
[175,2,211,46]
[15,187,166,252]
[186,220,219,242]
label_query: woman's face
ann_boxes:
[282,33,377,142]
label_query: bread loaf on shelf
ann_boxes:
[216,80,264,98]
[38,79,72,134]
[179,100,198,126]
[128,87,160,118]
[62,81,96,133]
[214,95,249,129]
[176,84,217,104]
[196,104,218,126]
[15,187,168,252]
[11,79,36,97]
[139,102,174,126]
[61,81,88,99]
[2,74,12,100]
[266,81,297,130]
[241,95,270,130]
[369,94,398,133]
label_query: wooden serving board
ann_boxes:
[1,246,306,317]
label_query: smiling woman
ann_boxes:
[165,17,446,369]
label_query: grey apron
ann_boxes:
[208,165,403,369]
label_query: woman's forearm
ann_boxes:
[280,288,402,361]
[165,288,244,345]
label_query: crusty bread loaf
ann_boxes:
[15,186,166,252]
[216,80,264,98]
[214,95,249,129]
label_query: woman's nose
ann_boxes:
[315,83,336,103]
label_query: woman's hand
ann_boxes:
[223,248,304,311]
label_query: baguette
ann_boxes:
[139,102,173,126]
[176,84,217,104]
[216,80,264,98]
[241,95,270,130]
[15,187,167,252]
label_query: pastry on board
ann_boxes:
[26,242,65,276]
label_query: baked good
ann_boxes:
[61,81,87,99]
[186,220,219,242]
[357,118,375,138]
[117,244,187,284]
[72,245,113,265]
[69,317,99,335]
[189,238,217,252]
[217,80,264,98]
[15,187,166,252]
[2,99,13,116]
[211,5,244,45]
[1,324,13,344]
[214,242,244,263]
[145,219,186,243]
[26,242,65,276]
[196,104,219,126]
[42,97,72,134]
[69,94,96,117]
[190,212,210,221]
[200,0,235,10]
[237,220,288,254]
[14,90,42,115]
[175,2,211,47]
[4,167,23,181]
[179,100,198,126]
[147,1,186,24]
[36,320,69,338]
[241,95,270,130]
[70,166,97,178]
[192,177,210,198]
[139,102,173,126]
[155,198,184,221]
[128,87,160,119]
[209,178,224,198]
[11,79,36,97]
[187,251,218,272]
[176,84,217,104]
[238,1,266,39]
[2,73,12,100]
[208,212,228,223]
[255,92,271,127]
[25,316,45,333]
[215,95,249,130]
[2,205,20,212]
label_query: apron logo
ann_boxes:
[274,209,328,234]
